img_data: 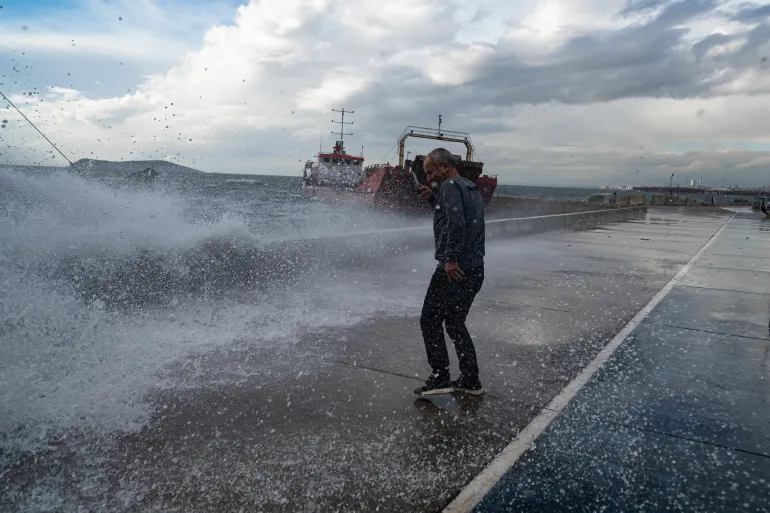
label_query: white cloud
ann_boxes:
[424,44,496,86]
[296,75,370,112]
[1,0,769,187]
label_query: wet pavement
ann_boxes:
[4,207,760,512]
[473,209,770,512]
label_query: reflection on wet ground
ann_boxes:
[4,207,762,512]
[475,208,770,512]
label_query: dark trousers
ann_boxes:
[420,266,484,380]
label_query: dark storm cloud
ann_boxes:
[347,0,766,140]
[654,0,718,24]
[477,1,739,104]
[741,21,770,55]
[618,0,671,17]
[692,33,736,60]
[730,4,770,22]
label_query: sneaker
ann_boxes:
[414,374,454,396]
[451,375,485,396]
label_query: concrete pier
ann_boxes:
[464,208,770,512]
[4,207,766,512]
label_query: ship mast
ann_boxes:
[331,108,353,154]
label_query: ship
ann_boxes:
[302,110,497,213]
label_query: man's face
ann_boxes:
[424,156,447,185]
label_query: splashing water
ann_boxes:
[0,169,421,444]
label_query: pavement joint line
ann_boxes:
[329,359,423,383]
[476,298,573,313]
[678,284,770,296]
[498,266,682,280]
[442,213,735,513]
[718,240,770,244]
[539,238,695,253]
[693,264,770,274]
[662,324,770,342]
[328,359,539,404]
[592,229,718,236]
[701,253,770,260]
[600,420,770,460]
[708,252,770,259]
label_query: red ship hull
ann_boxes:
[303,163,497,213]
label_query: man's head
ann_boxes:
[423,148,459,185]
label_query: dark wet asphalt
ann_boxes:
[5,207,755,512]
[475,209,770,512]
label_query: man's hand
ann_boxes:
[418,184,434,201]
[445,262,464,282]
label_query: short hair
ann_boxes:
[426,147,458,168]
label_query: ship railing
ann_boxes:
[396,125,483,163]
[398,125,472,140]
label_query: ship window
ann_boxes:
[345,160,351,165]
[354,161,360,166]
[323,157,330,163]
[333,159,340,164]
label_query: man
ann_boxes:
[414,148,486,396]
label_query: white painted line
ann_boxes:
[295,206,646,241]
[484,206,644,225]
[443,213,735,513]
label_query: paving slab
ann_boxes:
[475,419,770,512]
[649,286,770,341]
[697,254,770,273]
[471,209,770,513]
[680,266,770,294]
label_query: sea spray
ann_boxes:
[0,169,421,441]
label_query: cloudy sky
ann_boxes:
[1,0,769,186]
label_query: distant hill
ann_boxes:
[73,159,204,175]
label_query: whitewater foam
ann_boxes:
[0,170,420,444]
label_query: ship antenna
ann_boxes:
[0,90,83,172]
[331,108,353,152]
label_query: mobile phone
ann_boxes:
[410,155,429,187]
